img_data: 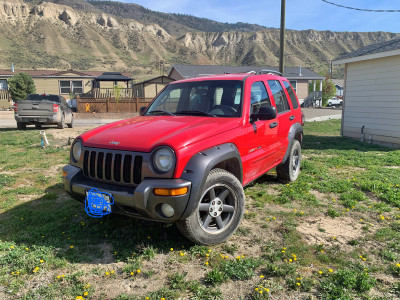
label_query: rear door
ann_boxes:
[267,80,292,159]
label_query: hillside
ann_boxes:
[0,0,398,80]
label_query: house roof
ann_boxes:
[94,72,132,81]
[168,64,324,80]
[133,75,175,86]
[333,38,400,65]
[0,69,131,78]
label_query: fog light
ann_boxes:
[161,203,175,218]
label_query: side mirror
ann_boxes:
[250,106,277,122]
[140,106,146,116]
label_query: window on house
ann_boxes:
[0,79,7,90]
[289,80,297,93]
[267,80,290,113]
[59,81,83,94]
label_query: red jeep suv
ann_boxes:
[63,71,304,245]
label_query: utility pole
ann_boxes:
[279,0,286,75]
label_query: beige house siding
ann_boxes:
[34,78,93,96]
[342,55,400,148]
[292,79,309,100]
[169,69,183,80]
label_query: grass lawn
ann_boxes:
[0,119,400,299]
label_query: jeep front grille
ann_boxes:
[83,149,143,185]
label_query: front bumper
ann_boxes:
[62,165,192,221]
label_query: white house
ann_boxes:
[333,38,400,149]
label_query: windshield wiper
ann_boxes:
[175,110,216,117]
[146,110,175,116]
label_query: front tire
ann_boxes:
[276,140,301,182]
[67,115,74,128]
[177,168,245,245]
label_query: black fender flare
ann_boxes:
[179,143,243,219]
[281,123,303,164]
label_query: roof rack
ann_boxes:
[259,69,283,76]
[246,71,256,74]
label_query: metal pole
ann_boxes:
[279,0,286,75]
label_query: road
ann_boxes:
[0,108,342,129]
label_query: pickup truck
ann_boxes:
[14,94,74,129]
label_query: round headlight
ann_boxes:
[72,141,82,162]
[153,147,175,173]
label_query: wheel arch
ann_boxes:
[281,123,303,165]
[179,143,243,219]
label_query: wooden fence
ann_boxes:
[0,90,9,100]
[82,88,137,99]
[77,96,153,113]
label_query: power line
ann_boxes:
[322,0,400,12]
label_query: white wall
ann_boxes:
[343,55,400,148]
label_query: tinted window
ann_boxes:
[267,80,290,113]
[283,81,299,109]
[250,81,271,114]
[27,94,60,102]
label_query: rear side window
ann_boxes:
[283,81,299,109]
[250,81,271,114]
[267,80,290,113]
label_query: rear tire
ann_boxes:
[67,115,74,128]
[57,114,65,129]
[17,122,26,130]
[276,140,301,182]
[177,168,245,245]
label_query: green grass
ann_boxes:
[1,120,400,299]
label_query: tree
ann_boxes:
[8,73,36,101]
[322,75,336,107]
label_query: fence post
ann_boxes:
[106,98,109,112]
[76,95,80,113]
[136,97,139,113]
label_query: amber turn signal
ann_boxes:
[153,187,188,196]
[62,170,68,178]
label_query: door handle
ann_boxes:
[289,115,295,121]
[270,122,278,128]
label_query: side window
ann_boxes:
[250,81,271,114]
[267,80,290,113]
[283,81,299,109]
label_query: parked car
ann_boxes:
[63,72,304,245]
[14,94,74,129]
[327,97,343,107]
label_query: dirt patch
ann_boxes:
[297,216,363,251]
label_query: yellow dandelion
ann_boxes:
[179,251,185,256]
[281,250,285,253]
[25,247,29,251]
[241,255,245,258]
[208,249,212,252]
[40,259,44,263]
[10,246,14,249]
[396,263,400,268]
[130,272,134,276]
[266,218,270,221]
[205,262,209,265]
[265,288,269,292]
[300,211,304,214]
[137,269,141,274]
[260,275,264,278]
[170,248,174,251]
[70,245,74,249]
[272,217,276,220]
[296,282,301,286]
[236,256,241,259]
[105,272,110,276]
[83,291,88,297]
[329,269,333,272]
[57,275,61,279]
[161,298,165,300]
[259,290,263,294]
[75,297,84,300]
[255,288,259,291]
[289,259,293,262]
[318,271,323,275]
[62,275,65,277]
[110,270,114,274]
[206,254,209,257]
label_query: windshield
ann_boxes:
[27,94,60,102]
[145,80,243,117]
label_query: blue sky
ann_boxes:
[119,0,400,33]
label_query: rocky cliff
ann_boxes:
[0,0,398,79]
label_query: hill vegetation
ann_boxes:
[0,0,399,80]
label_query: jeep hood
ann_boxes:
[80,116,241,152]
